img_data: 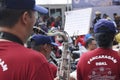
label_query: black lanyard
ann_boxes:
[0,32,23,45]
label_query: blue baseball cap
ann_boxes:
[94,19,116,34]
[31,34,58,46]
[2,0,48,14]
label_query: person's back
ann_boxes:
[77,19,120,80]
[0,0,54,80]
[77,47,120,80]
[0,41,53,80]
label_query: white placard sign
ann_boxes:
[64,8,92,36]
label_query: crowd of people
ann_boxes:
[0,0,120,80]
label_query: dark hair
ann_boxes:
[0,8,33,28]
[95,33,115,48]
[113,13,117,16]
[30,39,41,51]
[85,38,95,48]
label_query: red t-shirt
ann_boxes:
[77,48,120,80]
[75,35,85,46]
[0,41,54,80]
[49,63,57,78]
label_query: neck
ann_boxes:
[0,32,23,45]
[0,26,28,44]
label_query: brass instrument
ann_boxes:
[57,40,71,80]
[47,31,71,80]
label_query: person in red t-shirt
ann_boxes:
[31,34,58,78]
[0,0,55,80]
[75,35,86,46]
[77,19,120,80]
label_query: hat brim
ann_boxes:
[34,5,48,14]
[51,42,58,46]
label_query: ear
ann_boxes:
[21,11,30,25]
[44,44,48,49]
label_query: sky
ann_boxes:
[36,0,72,5]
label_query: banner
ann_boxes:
[72,0,113,9]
